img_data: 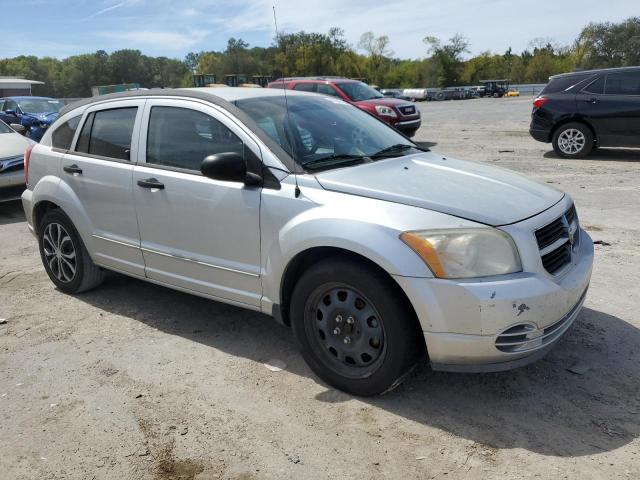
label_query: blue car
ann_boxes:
[0,96,63,142]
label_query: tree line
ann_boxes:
[1,17,637,98]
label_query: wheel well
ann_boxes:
[279,247,422,335]
[33,200,61,235]
[552,118,597,144]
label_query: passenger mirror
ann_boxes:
[10,123,26,135]
[201,152,261,186]
[5,109,16,116]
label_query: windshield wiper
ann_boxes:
[369,143,417,159]
[302,154,367,170]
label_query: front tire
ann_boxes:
[38,210,104,294]
[290,257,423,396]
[552,122,593,158]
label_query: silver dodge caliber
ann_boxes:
[21,88,593,396]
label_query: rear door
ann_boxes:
[578,71,640,147]
[61,100,146,276]
[132,98,262,307]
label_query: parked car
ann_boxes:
[505,90,520,97]
[267,77,421,137]
[381,89,412,101]
[0,96,63,141]
[1,120,35,201]
[530,66,640,158]
[22,88,593,396]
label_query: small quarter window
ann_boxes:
[76,107,137,160]
[51,115,81,150]
[146,106,244,171]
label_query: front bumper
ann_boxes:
[0,170,25,201]
[394,228,594,372]
[393,118,421,134]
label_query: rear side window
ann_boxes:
[293,83,316,92]
[146,106,243,171]
[541,74,591,94]
[582,76,605,95]
[76,107,137,161]
[605,72,640,95]
[51,115,81,150]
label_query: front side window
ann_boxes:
[146,106,243,171]
[336,82,383,101]
[4,100,18,112]
[51,115,81,149]
[235,95,420,171]
[605,72,640,95]
[76,107,137,161]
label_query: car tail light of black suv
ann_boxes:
[529,66,640,159]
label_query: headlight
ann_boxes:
[400,229,521,279]
[374,105,397,118]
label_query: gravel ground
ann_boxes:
[1,96,639,480]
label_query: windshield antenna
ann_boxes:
[273,5,301,198]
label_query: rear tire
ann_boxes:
[38,210,104,294]
[552,122,593,159]
[290,257,423,396]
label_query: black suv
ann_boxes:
[530,66,640,158]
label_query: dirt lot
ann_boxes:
[1,96,639,480]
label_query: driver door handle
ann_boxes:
[586,97,599,104]
[137,178,165,190]
[63,164,83,175]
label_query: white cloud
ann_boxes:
[100,29,210,50]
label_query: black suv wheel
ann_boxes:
[552,122,594,159]
[290,257,423,396]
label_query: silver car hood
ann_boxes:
[314,151,564,226]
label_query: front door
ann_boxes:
[61,100,146,276]
[132,99,262,307]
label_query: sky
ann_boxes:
[1,0,637,60]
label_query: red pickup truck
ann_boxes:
[267,77,421,137]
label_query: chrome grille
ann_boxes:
[535,204,580,275]
[398,105,416,115]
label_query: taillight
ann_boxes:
[533,96,549,109]
[24,144,34,184]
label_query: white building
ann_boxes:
[0,77,45,97]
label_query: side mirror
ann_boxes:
[200,152,262,186]
[5,109,16,116]
[10,123,26,135]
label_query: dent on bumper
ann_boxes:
[393,232,594,371]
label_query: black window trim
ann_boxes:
[73,106,138,163]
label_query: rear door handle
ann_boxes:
[137,178,165,190]
[586,97,599,104]
[63,164,82,175]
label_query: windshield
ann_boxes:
[0,121,12,134]
[336,82,384,101]
[235,95,420,171]
[16,98,62,114]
